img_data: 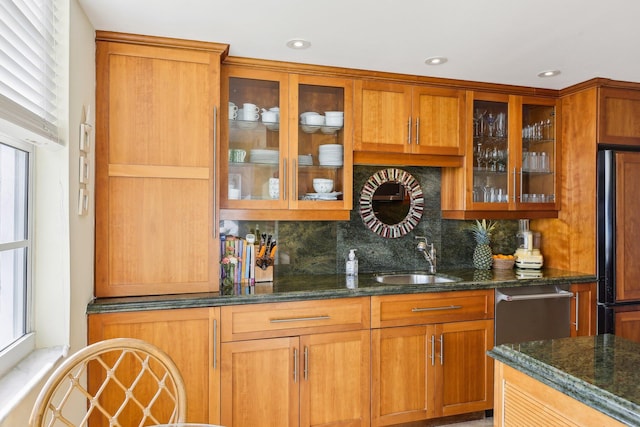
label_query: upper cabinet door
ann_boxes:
[288,74,353,212]
[354,80,412,153]
[95,35,226,297]
[598,87,640,146]
[412,86,465,156]
[516,96,559,211]
[220,67,289,211]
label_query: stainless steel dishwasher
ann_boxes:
[495,284,573,345]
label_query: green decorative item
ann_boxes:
[473,269,493,281]
[470,219,496,270]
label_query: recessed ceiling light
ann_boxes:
[537,70,561,78]
[286,39,311,49]
[424,56,448,65]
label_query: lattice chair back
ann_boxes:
[29,338,187,427]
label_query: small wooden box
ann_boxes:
[255,265,273,283]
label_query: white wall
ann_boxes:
[0,0,95,424]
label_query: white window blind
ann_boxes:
[0,0,60,145]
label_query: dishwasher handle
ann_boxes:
[496,289,573,302]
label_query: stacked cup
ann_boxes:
[324,111,344,127]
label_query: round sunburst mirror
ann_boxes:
[359,168,424,238]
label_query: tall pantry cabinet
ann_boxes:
[95,32,229,297]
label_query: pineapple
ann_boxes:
[470,219,496,270]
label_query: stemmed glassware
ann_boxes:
[473,109,486,137]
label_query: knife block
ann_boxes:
[255,265,273,283]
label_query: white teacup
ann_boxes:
[229,105,238,120]
[228,187,241,200]
[243,103,259,114]
[325,116,343,127]
[305,114,325,126]
[268,177,279,199]
[238,108,259,121]
[262,110,278,123]
[300,112,320,124]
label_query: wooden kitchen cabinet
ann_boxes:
[95,32,228,297]
[220,61,353,221]
[598,87,640,145]
[441,91,560,219]
[570,282,597,337]
[88,307,221,425]
[353,80,464,165]
[220,298,370,427]
[371,290,494,426]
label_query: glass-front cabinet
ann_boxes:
[442,91,559,219]
[220,65,352,220]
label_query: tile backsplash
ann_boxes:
[227,165,518,277]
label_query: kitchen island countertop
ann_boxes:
[87,267,595,314]
[489,334,640,426]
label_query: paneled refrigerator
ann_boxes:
[597,147,640,338]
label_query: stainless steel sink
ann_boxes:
[374,273,460,285]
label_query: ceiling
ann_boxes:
[78,0,639,90]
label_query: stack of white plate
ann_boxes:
[250,149,279,164]
[298,154,313,166]
[318,144,343,166]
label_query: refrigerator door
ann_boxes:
[597,149,640,305]
[612,151,640,302]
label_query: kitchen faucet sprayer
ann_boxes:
[415,236,436,274]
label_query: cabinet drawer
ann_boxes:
[371,290,494,328]
[221,297,370,341]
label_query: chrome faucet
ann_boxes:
[415,236,437,274]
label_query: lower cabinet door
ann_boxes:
[372,325,430,426]
[570,282,597,337]
[372,320,494,426]
[221,337,299,427]
[87,308,219,424]
[437,319,494,416]
[300,330,371,427]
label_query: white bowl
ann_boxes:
[305,114,325,126]
[313,178,334,193]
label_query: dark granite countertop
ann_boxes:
[87,267,595,314]
[489,334,640,426]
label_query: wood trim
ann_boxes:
[108,164,210,179]
[219,208,350,221]
[223,56,559,97]
[441,210,559,220]
[96,31,229,57]
[353,151,463,167]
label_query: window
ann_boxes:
[0,0,60,372]
[0,140,32,354]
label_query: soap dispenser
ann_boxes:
[346,249,358,276]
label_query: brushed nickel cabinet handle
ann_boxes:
[293,347,298,383]
[572,293,580,331]
[439,334,444,365]
[213,318,217,369]
[270,315,331,323]
[283,160,287,201]
[416,117,420,145]
[411,305,462,312]
[304,346,309,381]
[430,335,435,366]
[292,159,297,203]
[512,167,517,202]
[408,117,412,144]
[212,106,218,238]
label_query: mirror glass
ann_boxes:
[360,168,424,238]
